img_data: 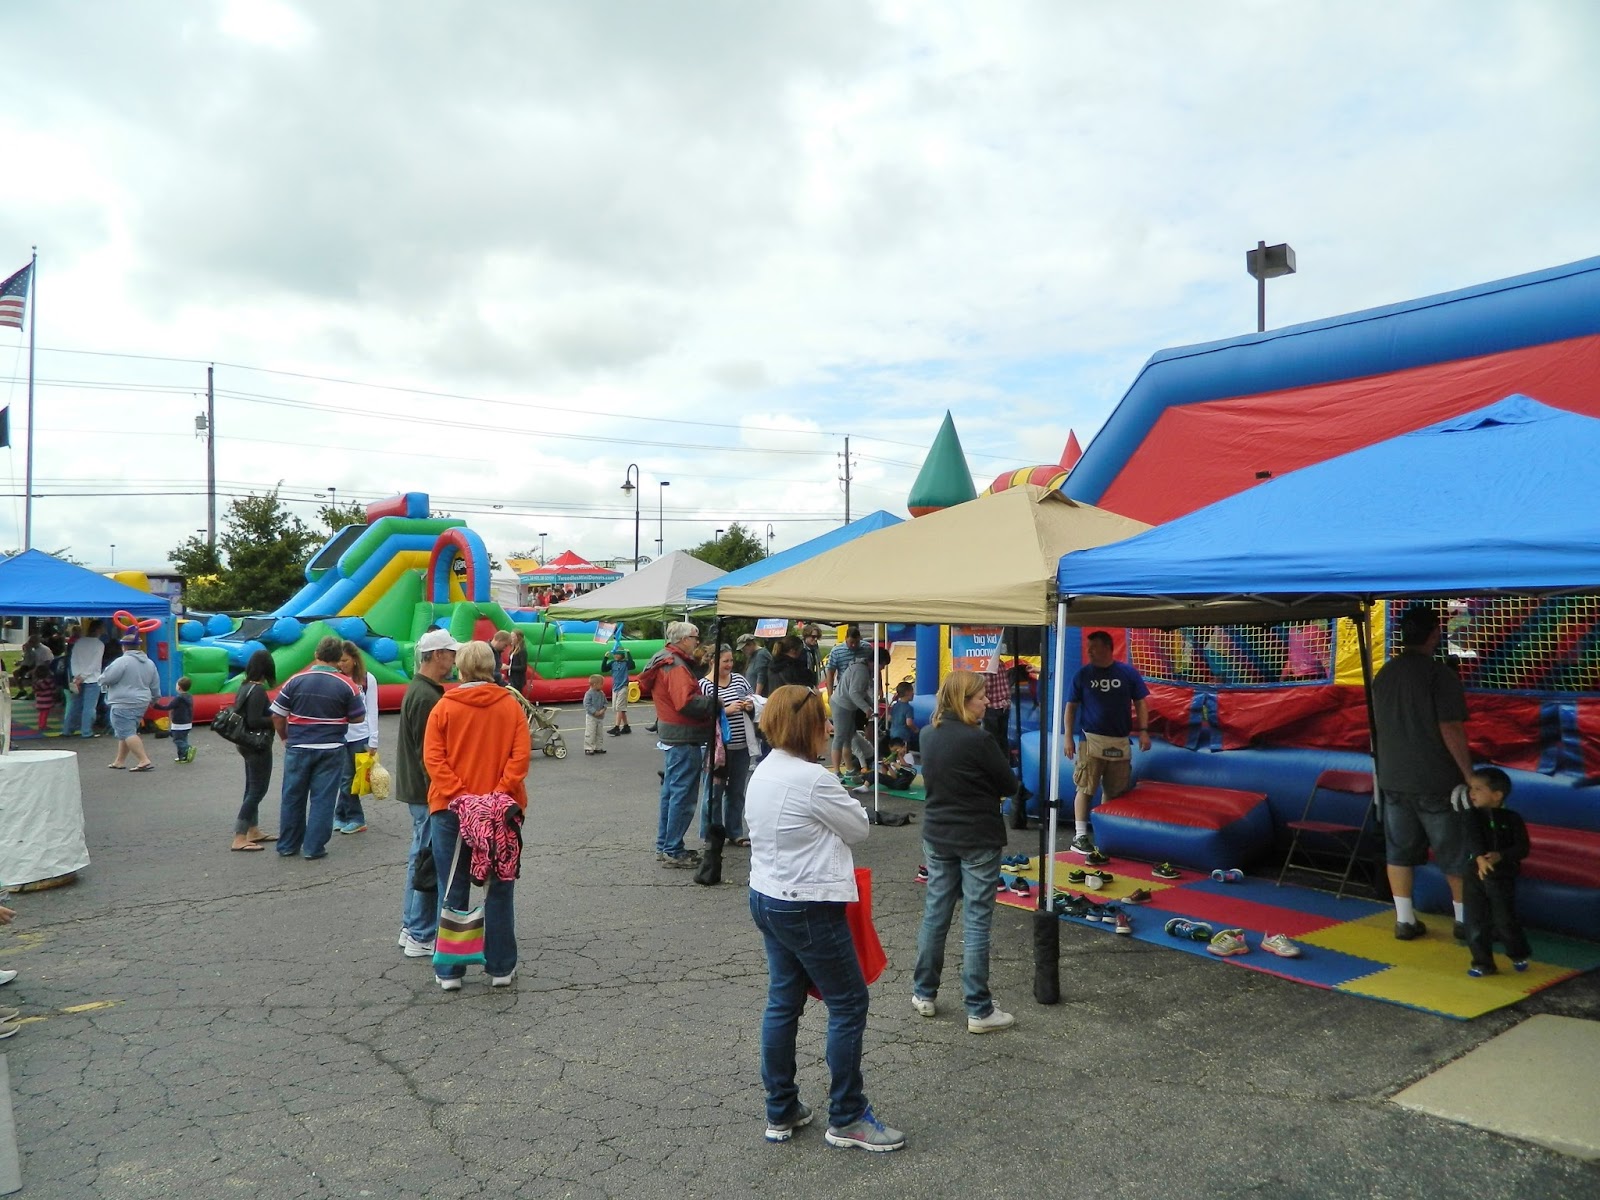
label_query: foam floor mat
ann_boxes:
[990,854,1600,1020]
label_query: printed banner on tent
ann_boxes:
[594,622,618,643]
[951,625,1003,673]
[754,618,788,639]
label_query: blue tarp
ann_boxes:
[684,510,904,604]
[0,550,172,618]
[1057,397,1600,603]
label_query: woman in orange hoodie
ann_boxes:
[424,641,531,991]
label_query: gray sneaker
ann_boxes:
[1069,833,1097,855]
[662,853,700,869]
[764,1101,813,1143]
[824,1107,905,1153]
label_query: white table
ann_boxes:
[0,751,90,887]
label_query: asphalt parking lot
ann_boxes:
[3,713,1598,1199]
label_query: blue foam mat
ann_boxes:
[1185,877,1387,920]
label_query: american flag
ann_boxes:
[0,262,32,330]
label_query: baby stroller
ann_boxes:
[506,685,568,759]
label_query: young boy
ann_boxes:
[875,736,916,791]
[161,677,196,763]
[1462,765,1531,977]
[582,673,608,756]
[887,681,918,752]
[33,664,60,734]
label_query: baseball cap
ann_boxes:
[735,633,757,648]
[417,628,460,654]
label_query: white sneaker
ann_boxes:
[437,977,462,992]
[911,994,936,1018]
[0,970,16,987]
[490,971,516,988]
[398,933,435,958]
[967,1007,1016,1034]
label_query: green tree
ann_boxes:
[690,522,766,573]
[169,485,319,611]
[318,501,368,532]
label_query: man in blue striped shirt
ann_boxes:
[271,636,366,859]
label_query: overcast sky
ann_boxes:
[3,0,1598,573]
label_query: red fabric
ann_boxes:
[1100,333,1600,524]
[1097,781,1267,829]
[1522,825,1600,888]
[807,868,887,1001]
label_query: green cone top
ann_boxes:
[907,411,977,516]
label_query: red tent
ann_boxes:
[517,551,623,587]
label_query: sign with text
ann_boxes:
[594,622,618,644]
[754,618,789,639]
[951,625,1004,673]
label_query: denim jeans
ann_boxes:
[335,739,368,825]
[235,747,273,834]
[913,841,1003,1018]
[655,743,703,857]
[172,730,191,758]
[749,889,870,1130]
[64,681,101,737]
[278,745,344,857]
[402,804,438,943]
[701,746,750,840]
[429,809,517,979]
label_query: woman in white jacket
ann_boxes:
[745,685,904,1154]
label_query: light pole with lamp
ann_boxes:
[765,523,775,557]
[620,464,640,570]
[1246,240,1296,333]
[109,544,115,567]
[657,481,670,555]
[539,532,548,563]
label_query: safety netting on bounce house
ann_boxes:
[1037,256,1600,1018]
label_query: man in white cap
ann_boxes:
[394,628,458,956]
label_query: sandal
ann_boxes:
[731,838,751,848]
[230,841,265,852]
[248,830,278,842]
[130,763,154,772]
[107,764,126,770]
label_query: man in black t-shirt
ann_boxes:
[1372,605,1473,943]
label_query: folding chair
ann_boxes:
[1275,769,1377,898]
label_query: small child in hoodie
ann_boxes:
[33,664,60,734]
[582,673,608,756]
[1463,765,1531,977]
[157,677,196,763]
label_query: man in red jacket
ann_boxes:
[640,621,717,867]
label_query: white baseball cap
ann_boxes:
[416,629,460,654]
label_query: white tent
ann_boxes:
[544,551,726,622]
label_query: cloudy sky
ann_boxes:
[3,0,1598,573]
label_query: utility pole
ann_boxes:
[837,435,853,524]
[206,364,217,549]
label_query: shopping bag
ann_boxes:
[432,839,486,970]
[808,867,887,999]
[367,751,392,800]
[352,750,375,796]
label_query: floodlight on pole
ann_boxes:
[657,481,670,554]
[1246,240,1296,333]
[539,532,549,562]
[620,464,641,570]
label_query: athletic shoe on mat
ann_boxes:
[825,1108,906,1152]
[1210,868,1244,883]
[1069,833,1097,855]
[1066,868,1087,884]
[1084,850,1110,867]
[1467,964,1497,978]
[1152,862,1182,880]
[1052,892,1089,918]
[766,1101,813,1143]
[1113,909,1133,935]
[1394,919,1427,941]
[1006,878,1032,897]
[915,865,929,883]
[1164,918,1214,942]
[1206,928,1250,957]
[1124,888,1153,905]
[1085,869,1114,885]
[1512,959,1530,972]
[1001,853,1029,867]
[967,1008,1016,1034]
[911,994,936,1018]
[996,878,1007,893]
[1082,898,1110,921]
[1260,933,1302,958]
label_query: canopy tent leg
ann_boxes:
[1356,602,1384,828]
[1033,600,1070,1005]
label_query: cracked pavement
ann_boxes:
[4,715,1598,1198]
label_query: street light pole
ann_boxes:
[765,523,775,557]
[657,481,671,555]
[620,464,640,570]
[539,532,548,562]
[1246,240,1297,333]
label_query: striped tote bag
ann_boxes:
[432,838,486,969]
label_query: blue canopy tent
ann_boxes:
[684,510,904,605]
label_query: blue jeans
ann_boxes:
[655,743,703,857]
[913,841,1002,1018]
[64,681,101,737]
[335,739,368,825]
[235,747,273,834]
[749,890,870,1130]
[701,746,750,840]
[429,809,517,979]
[172,729,191,758]
[278,745,344,858]
[402,805,438,942]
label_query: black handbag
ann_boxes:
[214,684,273,753]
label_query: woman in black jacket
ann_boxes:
[229,649,278,852]
[766,636,817,692]
[911,670,1019,1035]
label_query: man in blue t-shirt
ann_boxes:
[271,635,366,860]
[1062,630,1151,860]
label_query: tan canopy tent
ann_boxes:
[713,486,1152,625]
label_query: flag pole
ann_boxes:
[22,247,36,551]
